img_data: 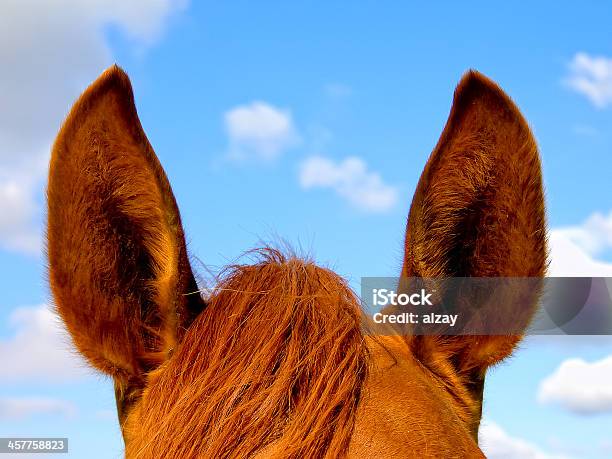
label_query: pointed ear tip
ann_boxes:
[67,64,135,119]
[86,63,134,102]
[102,63,131,86]
[458,69,494,87]
[49,64,139,171]
[453,69,533,131]
[454,69,520,109]
[53,64,135,144]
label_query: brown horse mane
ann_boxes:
[123,248,369,458]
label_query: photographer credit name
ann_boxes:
[370,288,458,327]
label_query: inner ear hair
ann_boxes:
[47,65,205,388]
[400,70,547,436]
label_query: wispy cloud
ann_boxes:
[0,0,188,255]
[0,305,90,382]
[0,397,76,420]
[479,421,571,459]
[538,355,612,415]
[571,124,600,137]
[564,53,612,108]
[225,102,300,161]
[324,83,352,99]
[299,156,398,213]
[95,409,117,420]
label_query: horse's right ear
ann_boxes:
[47,66,205,392]
[402,70,547,377]
[401,70,547,437]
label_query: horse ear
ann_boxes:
[47,65,205,388]
[403,71,547,373]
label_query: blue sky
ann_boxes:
[1,1,611,457]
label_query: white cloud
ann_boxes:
[548,231,612,276]
[554,211,612,257]
[225,101,300,161]
[0,305,90,382]
[479,421,571,459]
[538,355,612,414]
[548,210,612,276]
[526,334,612,350]
[0,0,188,255]
[299,156,398,213]
[0,172,41,254]
[0,397,76,420]
[564,53,612,108]
[532,212,612,342]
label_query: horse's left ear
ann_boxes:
[47,65,204,403]
[403,71,547,404]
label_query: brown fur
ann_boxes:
[402,72,547,437]
[47,65,546,458]
[123,250,367,458]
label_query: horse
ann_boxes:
[46,65,546,458]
